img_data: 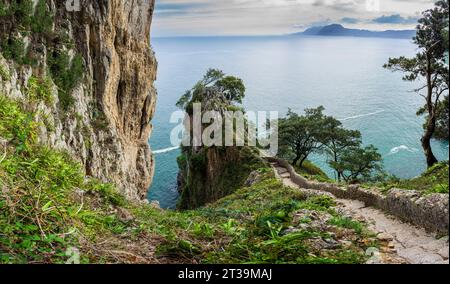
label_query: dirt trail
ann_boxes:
[273,164,449,264]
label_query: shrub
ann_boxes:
[31,0,54,34]
[0,37,26,63]
[26,76,54,104]
[0,1,8,17]
[9,0,34,28]
[47,51,84,110]
[0,64,10,80]
[0,95,36,153]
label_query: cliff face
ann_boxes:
[177,145,265,209]
[0,0,157,200]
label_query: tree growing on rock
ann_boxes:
[384,0,449,168]
[176,68,245,113]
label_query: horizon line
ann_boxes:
[152,24,416,39]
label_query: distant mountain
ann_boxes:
[294,24,415,39]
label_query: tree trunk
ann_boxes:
[299,156,307,168]
[422,115,439,168]
[293,156,300,167]
[423,55,439,168]
[334,153,341,182]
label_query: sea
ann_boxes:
[148,35,449,209]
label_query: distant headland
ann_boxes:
[293,24,416,39]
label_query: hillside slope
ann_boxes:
[0,98,381,263]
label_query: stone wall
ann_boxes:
[268,157,449,235]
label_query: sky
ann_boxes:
[152,0,437,37]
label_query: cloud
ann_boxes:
[152,0,434,36]
[372,14,419,24]
[340,17,360,24]
[155,1,209,16]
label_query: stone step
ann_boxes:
[276,167,288,174]
[280,172,291,178]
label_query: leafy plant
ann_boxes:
[0,37,26,63]
[329,216,364,235]
[0,63,10,80]
[0,96,36,152]
[26,76,54,104]
[9,0,34,29]
[31,0,54,34]
[47,51,84,110]
[192,223,215,239]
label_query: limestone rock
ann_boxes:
[377,233,394,242]
[0,1,158,201]
[245,171,262,186]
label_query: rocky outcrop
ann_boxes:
[0,0,157,200]
[177,146,265,209]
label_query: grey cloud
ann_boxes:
[372,14,419,24]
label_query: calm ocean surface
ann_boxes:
[147,36,449,209]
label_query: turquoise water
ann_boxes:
[148,36,449,209]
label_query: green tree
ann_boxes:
[330,145,383,183]
[278,107,327,167]
[320,117,362,182]
[176,68,245,112]
[433,95,449,140]
[384,1,449,168]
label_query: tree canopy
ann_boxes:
[278,107,326,167]
[278,107,381,183]
[330,145,383,184]
[384,0,449,167]
[176,68,246,112]
[319,117,362,181]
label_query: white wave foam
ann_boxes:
[339,110,385,121]
[153,146,180,154]
[388,145,419,155]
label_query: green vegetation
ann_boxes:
[0,63,9,80]
[328,216,364,235]
[293,160,332,183]
[384,0,449,168]
[0,0,53,33]
[0,95,36,153]
[0,95,133,263]
[0,1,7,17]
[8,0,34,29]
[176,68,246,111]
[176,69,266,209]
[31,0,54,34]
[278,107,383,183]
[26,76,54,105]
[0,94,374,264]
[47,52,84,110]
[330,145,383,184]
[373,162,449,195]
[278,108,326,167]
[431,95,449,141]
[0,0,84,111]
[0,37,26,64]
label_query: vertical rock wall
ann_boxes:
[0,0,157,200]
